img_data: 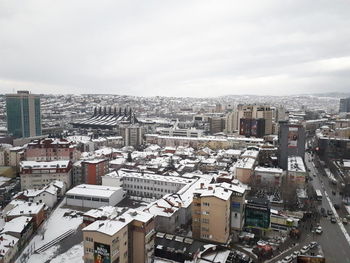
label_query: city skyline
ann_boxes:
[1,0,350,97]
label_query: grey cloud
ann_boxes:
[0,0,350,96]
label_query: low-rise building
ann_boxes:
[15,184,58,208]
[287,156,307,185]
[5,200,45,229]
[102,170,194,199]
[65,184,126,209]
[0,234,19,263]
[235,158,256,184]
[1,216,34,248]
[253,167,284,186]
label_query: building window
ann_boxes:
[202,202,210,206]
[85,236,93,242]
[202,218,209,224]
[202,211,210,215]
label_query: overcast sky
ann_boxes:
[1,0,350,97]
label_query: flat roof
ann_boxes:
[66,184,122,198]
[288,156,306,172]
[235,157,255,169]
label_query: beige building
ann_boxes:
[236,104,273,135]
[83,209,155,263]
[192,185,231,244]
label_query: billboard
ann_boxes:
[94,242,111,263]
[288,127,299,148]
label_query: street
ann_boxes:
[305,152,350,263]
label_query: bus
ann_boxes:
[315,189,323,201]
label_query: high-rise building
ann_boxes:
[236,104,273,135]
[339,97,350,113]
[278,122,305,170]
[6,91,41,138]
[239,118,265,138]
[119,125,144,147]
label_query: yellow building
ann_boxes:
[83,209,155,263]
[192,185,231,244]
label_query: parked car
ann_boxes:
[331,216,337,223]
[334,204,340,210]
[301,245,310,254]
[310,241,318,249]
[282,255,293,263]
[293,250,301,257]
[315,226,323,234]
[327,210,333,216]
[343,218,348,225]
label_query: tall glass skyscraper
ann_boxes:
[6,91,41,138]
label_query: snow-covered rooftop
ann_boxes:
[66,184,122,198]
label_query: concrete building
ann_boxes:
[1,216,34,249]
[0,234,19,263]
[192,185,231,244]
[253,167,284,186]
[225,111,238,134]
[20,160,72,190]
[208,117,225,135]
[65,184,126,209]
[102,170,194,199]
[236,104,273,135]
[287,156,307,185]
[159,127,204,138]
[6,91,41,138]
[339,97,350,113]
[5,200,45,229]
[278,122,305,170]
[82,159,109,185]
[83,209,155,263]
[25,138,81,162]
[235,158,256,184]
[119,124,144,147]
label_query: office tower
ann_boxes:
[278,122,305,169]
[236,104,273,135]
[6,91,41,138]
[339,97,350,113]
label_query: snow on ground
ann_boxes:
[50,242,83,263]
[16,200,83,263]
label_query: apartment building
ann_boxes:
[83,209,155,263]
[82,159,109,185]
[25,138,81,162]
[20,160,72,190]
[192,185,231,244]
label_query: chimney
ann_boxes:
[200,183,204,189]
[208,186,213,190]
